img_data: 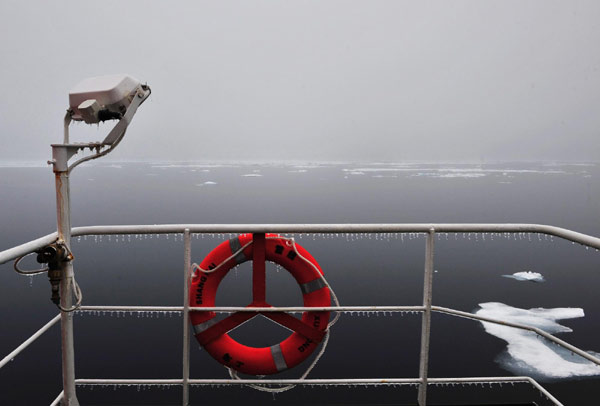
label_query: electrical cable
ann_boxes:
[13,250,82,312]
[13,252,49,275]
[58,277,83,313]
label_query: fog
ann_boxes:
[1,0,599,163]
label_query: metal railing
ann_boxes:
[2,223,600,406]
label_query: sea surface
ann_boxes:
[0,161,599,405]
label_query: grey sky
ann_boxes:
[1,0,599,163]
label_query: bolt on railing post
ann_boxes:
[418,228,435,406]
[182,229,191,406]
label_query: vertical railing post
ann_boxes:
[182,229,191,406]
[418,228,435,406]
[52,145,80,406]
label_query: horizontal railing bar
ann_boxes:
[3,223,600,265]
[0,232,58,265]
[74,376,534,385]
[192,306,424,312]
[433,306,600,367]
[76,379,183,385]
[72,377,561,405]
[70,224,600,248]
[79,306,183,312]
[0,314,61,369]
[78,305,424,313]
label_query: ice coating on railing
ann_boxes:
[476,302,600,379]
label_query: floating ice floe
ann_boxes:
[476,302,600,379]
[292,164,326,169]
[151,164,231,169]
[409,172,486,178]
[503,271,545,282]
[242,173,263,177]
[342,167,566,176]
[196,181,217,187]
[434,173,486,178]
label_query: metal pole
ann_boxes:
[52,146,80,406]
[418,228,435,406]
[182,229,191,406]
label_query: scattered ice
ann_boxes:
[242,174,263,177]
[196,181,217,187]
[291,164,329,169]
[342,166,567,177]
[503,271,545,282]
[342,167,418,173]
[412,172,486,178]
[288,169,308,173]
[476,302,600,379]
[151,164,231,168]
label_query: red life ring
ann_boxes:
[189,233,331,375]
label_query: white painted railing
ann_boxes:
[2,223,600,406]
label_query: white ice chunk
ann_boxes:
[476,302,600,379]
[196,181,217,187]
[503,271,545,282]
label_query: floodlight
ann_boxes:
[54,74,151,172]
[69,74,143,124]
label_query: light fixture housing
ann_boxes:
[53,74,150,172]
[69,74,143,124]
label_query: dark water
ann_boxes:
[0,162,599,405]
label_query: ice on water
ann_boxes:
[503,271,545,282]
[411,172,486,178]
[196,181,217,187]
[476,302,600,379]
[341,165,572,180]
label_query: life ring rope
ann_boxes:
[228,330,333,393]
[190,234,341,392]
